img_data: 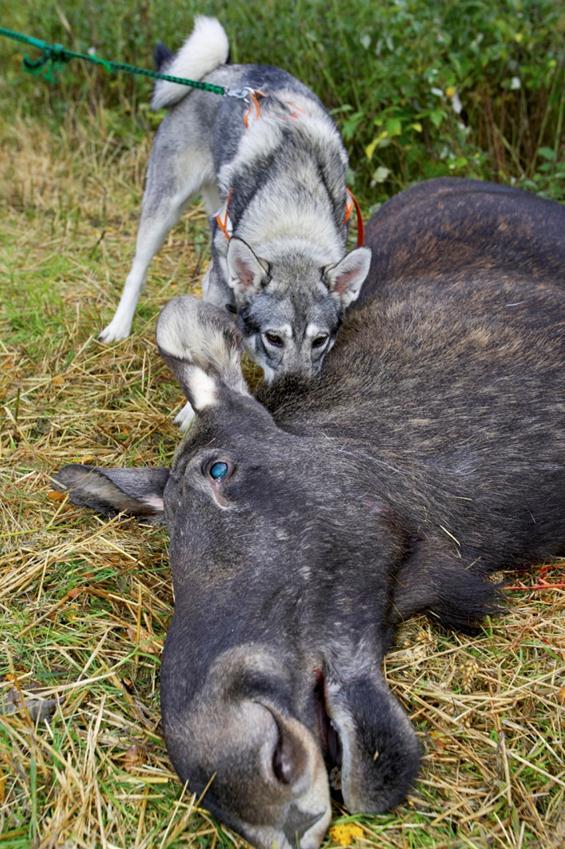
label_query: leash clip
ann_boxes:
[226,87,265,128]
[225,86,255,104]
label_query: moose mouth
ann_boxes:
[313,670,343,796]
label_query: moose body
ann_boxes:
[57,179,565,849]
[359,176,565,302]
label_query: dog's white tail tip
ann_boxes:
[151,16,229,110]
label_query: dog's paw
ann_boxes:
[174,401,196,431]
[99,317,133,343]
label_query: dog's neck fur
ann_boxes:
[216,101,347,261]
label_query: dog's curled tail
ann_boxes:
[151,16,229,110]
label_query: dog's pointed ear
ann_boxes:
[54,465,169,520]
[226,237,270,298]
[157,296,249,411]
[324,247,372,308]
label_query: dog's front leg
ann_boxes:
[203,248,234,308]
[100,132,215,343]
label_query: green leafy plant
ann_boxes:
[1,0,562,201]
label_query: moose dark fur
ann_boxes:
[56,179,565,849]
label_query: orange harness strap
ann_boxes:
[214,188,233,239]
[345,188,365,247]
[243,90,264,128]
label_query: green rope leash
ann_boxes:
[0,26,252,100]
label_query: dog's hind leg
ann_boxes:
[99,147,215,342]
[99,208,178,342]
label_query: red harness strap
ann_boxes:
[345,188,365,247]
[243,90,264,128]
[214,188,233,239]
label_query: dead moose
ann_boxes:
[56,179,565,849]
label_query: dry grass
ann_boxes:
[1,111,564,849]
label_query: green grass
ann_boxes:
[1,0,563,203]
[1,2,564,848]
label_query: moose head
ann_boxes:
[57,295,421,849]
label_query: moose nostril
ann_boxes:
[273,739,293,784]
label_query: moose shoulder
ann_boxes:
[56,179,565,849]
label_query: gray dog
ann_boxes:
[100,15,371,426]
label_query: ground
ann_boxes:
[0,111,563,849]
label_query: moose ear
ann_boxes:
[392,546,504,634]
[54,465,169,519]
[226,237,270,298]
[157,296,249,411]
[324,247,372,308]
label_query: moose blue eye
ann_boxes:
[209,461,230,481]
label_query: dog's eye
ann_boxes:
[264,332,284,348]
[208,461,231,481]
[312,334,329,349]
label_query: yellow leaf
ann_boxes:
[365,138,379,161]
[330,823,364,846]
[51,374,65,386]
[365,130,388,161]
[47,490,66,502]
[445,86,457,98]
